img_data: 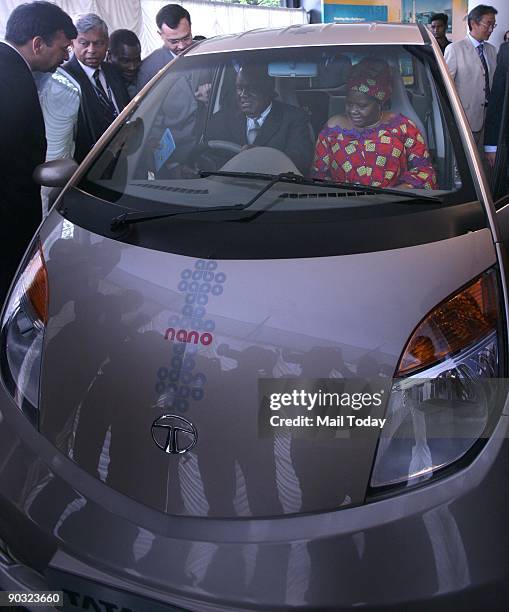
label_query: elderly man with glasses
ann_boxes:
[445,4,497,151]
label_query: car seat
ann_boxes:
[386,59,427,141]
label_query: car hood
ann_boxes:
[38,212,496,517]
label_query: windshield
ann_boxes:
[77,44,476,216]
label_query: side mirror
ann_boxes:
[33,158,78,188]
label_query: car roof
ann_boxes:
[187,23,427,56]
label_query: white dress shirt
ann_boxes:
[467,32,484,51]
[77,59,120,114]
[246,103,272,142]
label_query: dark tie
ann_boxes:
[93,69,117,119]
[476,43,490,103]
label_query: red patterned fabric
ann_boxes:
[312,114,438,190]
[347,59,393,103]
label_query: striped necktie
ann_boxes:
[476,43,490,104]
[93,69,117,119]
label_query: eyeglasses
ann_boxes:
[236,85,258,96]
[478,20,497,30]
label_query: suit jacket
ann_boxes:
[445,37,497,132]
[145,63,212,169]
[137,46,175,92]
[207,100,314,174]
[485,42,509,147]
[0,42,46,298]
[62,56,130,163]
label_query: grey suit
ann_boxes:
[445,36,496,135]
[137,47,175,92]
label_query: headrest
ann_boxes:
[313,54,352,89]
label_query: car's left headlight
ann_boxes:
[0,239,48,426]
[370,269,503,491]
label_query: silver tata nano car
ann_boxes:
[2,21,509,612]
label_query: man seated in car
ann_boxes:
[207,64,314,175]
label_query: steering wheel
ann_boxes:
[194,139,243,172]
[206,140,243,154]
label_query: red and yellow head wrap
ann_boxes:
[347,59,393,103]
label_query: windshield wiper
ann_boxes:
[111,170,441,229]
[110,203,246,230]
[111,172,311,229]
[200,170,443,202]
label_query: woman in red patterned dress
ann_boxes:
[312,59,437,190]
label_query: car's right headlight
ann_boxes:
[370,268,503,491]
[0,239,48,426]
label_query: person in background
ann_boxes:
[504,30,509,43]
[485,36,509,167]
[445,4,497,151]
[429,13,451,54]
[136,4,194,91]
[193,35,207,41]
[0,1,76,301]
[60,13,130,163]
[107,29,141,99]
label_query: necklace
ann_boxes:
[362,111,383,130]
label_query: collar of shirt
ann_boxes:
[2,40,32,71]
[78,59,103,82]
[246,103,272,132]
[467,32,484,49]
[77,59,120,114]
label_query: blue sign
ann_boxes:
[323,4,389,24]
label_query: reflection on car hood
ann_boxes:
[38,210,495,518]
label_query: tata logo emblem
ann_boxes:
[151,414,198,455]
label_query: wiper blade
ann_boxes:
[110,203,245,230]
[111,171,312,229]
[200,171,358,220]
[111,170,442,230]
[201,170,442,203]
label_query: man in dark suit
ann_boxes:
[60,14,130,163]
[207,65,314,174]
[0,1,76,301]
[485,41,509,168]
[107,29,142,100]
